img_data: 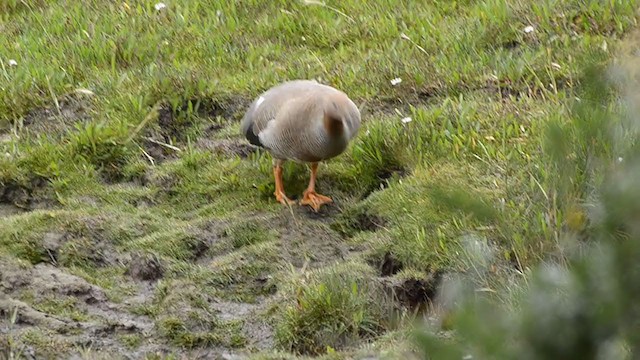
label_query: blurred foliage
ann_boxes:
[415,36,640,360]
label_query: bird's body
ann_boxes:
[241,80,361,211]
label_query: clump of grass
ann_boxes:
[226,219,278,249]
[57,236,106,268]
[152,279,249,349]
[205,240,281,301]
[118,334,142,349]
[69,121,133,181]
[0,212,59,265]
[276,264,394,355]
[330,203,387,239]
[349,120,409,197]
[360,163,501,272]
[127,228,208,261]
[18,328,71,356]
[152,279,223,348]
[27,295,89,322]
[157,316,222,348]
[0,0,46,17]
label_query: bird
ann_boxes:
[240,80,361,212]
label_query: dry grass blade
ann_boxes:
[303,0,355,23]
[143,136,182,152]
[126,102,162,143]
[400,33,429,56]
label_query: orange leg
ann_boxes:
[300,162,332,212]
[273,160,294,205]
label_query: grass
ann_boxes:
[275,263,395,355]
[0,0,638,358]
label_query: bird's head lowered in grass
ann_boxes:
[240,80,361,211]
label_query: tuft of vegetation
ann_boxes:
[276,264,395,355]
[69,121,133,181]
[226,219,278,249]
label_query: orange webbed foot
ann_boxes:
[300,190,333,212]
[275,191,296,206]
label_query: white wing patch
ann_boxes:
[255,96,266,109]
[258,118,278,150]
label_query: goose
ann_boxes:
[241,80,361,211]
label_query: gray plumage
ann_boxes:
[240,80,361,163]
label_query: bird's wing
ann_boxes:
[241,80,321,148]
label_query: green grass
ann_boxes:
[0,0,638,358]
[275,263,395,355]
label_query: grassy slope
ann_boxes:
[0,0,637,359]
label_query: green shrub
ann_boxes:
[415,41,640,360]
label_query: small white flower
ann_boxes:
[390,77,402,86]
[8,59,17,66]
[216,10,223,17]
[524,25,535,33]
[618,157,623,163]
[154,2,166,11]
[401,117,412,124]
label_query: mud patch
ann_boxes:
[386,271,444,312]
[369,252,403,277]
[211,300,259,323]
[482,75,571,100]
[277,215,349,269]
[488,78,522,100]
[0,297,77,334]
[242,319,274,351]
[359,165,409,199]
[297,201,342,221]
[142,97,249,164]
[19,93,93,135]
[365,91,441,118]
[374,165,408,189]
[29,265,108,305]
[187,233,215,260]
[126,252,164,282]
[191,220,227,261]
[501,39,521,50]
[0,259,161,357]
[40,232,67,265]
[0,203,24,218]
[0,177,57,211]
[154,280,234,348]
[138,169,178,190]
[196,138,258,159]
[2,262,146,323]
[53,217,122,268]
[331,208,387,238]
